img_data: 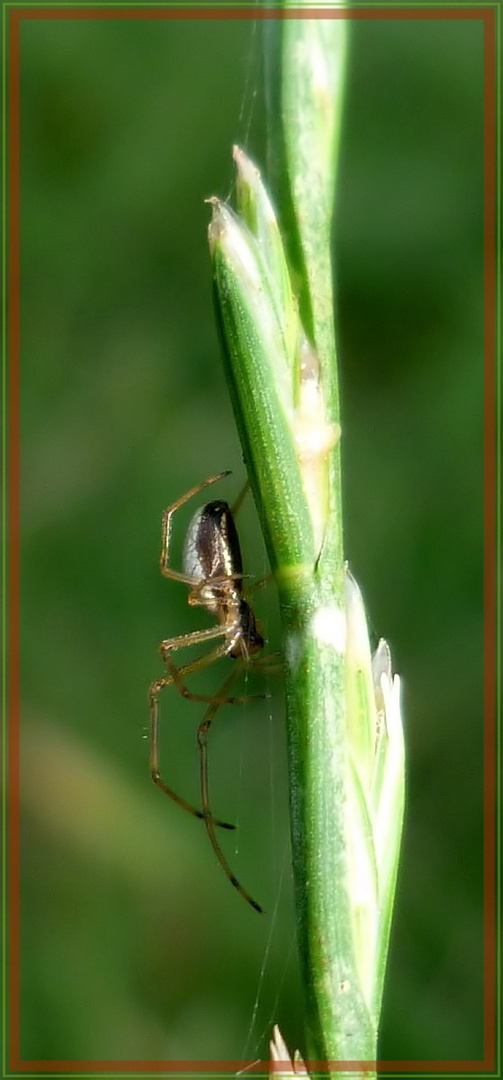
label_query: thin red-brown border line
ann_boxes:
[7,3,497,1076]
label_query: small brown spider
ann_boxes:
[149,472,277,914]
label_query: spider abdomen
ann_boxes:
[183,501,243,588]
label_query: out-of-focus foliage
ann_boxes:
[18,14,484,1066]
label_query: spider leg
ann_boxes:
[197,663,264,915]
[251,651,284,676]
[159,471,231,586]
[156,622,245,704]
[149,686,233,828]
[230,479,249,517]
[247,573,273,593]
[150,626,240,829]
[155,611,264,704]
[162,650,266,707]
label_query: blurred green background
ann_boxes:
[18,11,484,1068]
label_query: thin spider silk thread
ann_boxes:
[225,15,260,205]
[239,521,295,1063]
[241,840,295,1063]
[233,672,248,858]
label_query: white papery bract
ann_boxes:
[344,568,405,1022]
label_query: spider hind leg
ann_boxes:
[149,675,235,831]
[197,664,264,914]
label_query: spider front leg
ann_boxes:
[158,471,231,586]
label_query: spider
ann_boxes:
[149,471,276,914]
